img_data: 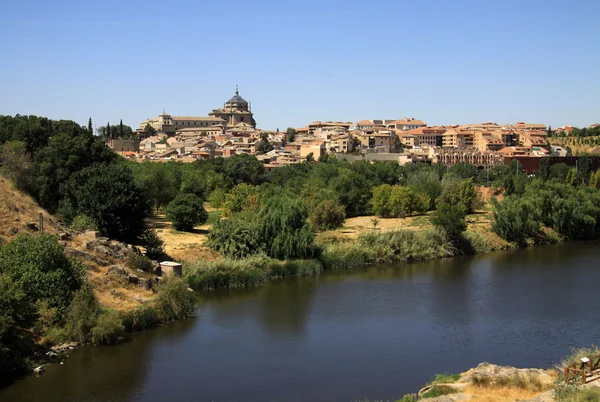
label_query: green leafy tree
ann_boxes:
[106,122,111,139]
[208,188,227,211]
[59,164,150,243]
[286,127,297,143]
[0,234,83,319]
[589,170,600,189]
[141,228,165,258]
[0,141,35,193]
[491,197,541,244]
[0,274,36,384]
[430,203,467,240]
[33,129,116,212]
[65,284,99,344]
[308,199,346,231]
[223,183,259,216]
[165,193,208,232]
[372,184,394,217]
[143,123,157,138]
[88,117,93,135]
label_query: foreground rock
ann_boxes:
[419,362,556,402]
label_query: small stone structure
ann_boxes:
[159,261,182,277]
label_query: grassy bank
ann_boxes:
[184,224,561,292]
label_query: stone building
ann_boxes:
[138,87,256,135]
[209,87,256,129]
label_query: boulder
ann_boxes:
[138,278,152,290]
[58,232,71,241]
[107,265,129,279]
[24,222,39,232]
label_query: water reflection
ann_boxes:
[0,317,197,402]
[3,241,600,402]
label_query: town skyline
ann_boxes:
[1,0,599,130]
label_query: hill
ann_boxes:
[0,177,155,311]
[0,177,62,242]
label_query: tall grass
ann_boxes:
[356,228,457,264]
[184,254,322,291]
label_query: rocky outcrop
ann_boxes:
[65,247,110,266]
[418,363,556,401]
[84,237,139,260]
[107,264,153,290]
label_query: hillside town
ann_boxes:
[105,88,597,172]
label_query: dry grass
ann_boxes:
[147,214,220,262]
[0,177,62,241]
[465,371,556,402]
[463,385,547,402]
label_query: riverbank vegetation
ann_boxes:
[4,114,600,388]
[0,233,197,387]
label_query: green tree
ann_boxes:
[491,197,541,244]
[0,234,83,319]
[208,188,227,211]
[65,284,99,344]
[106,122,111,139]
[566,168,577,186]
[372,184,394,217]
[33,129,116,212]
[165,193,208,231]
[308,199,346,231]
[143,123,157,138]
[286,127,297,143]
[589,170,600,189]
[430,203,467,240]
[88,117,93,135]
[119,119,124,138]
[141,228,165,258]
[223,183,259,216]
[59,164,150,243]
[0,141,35,193]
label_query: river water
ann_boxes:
[2,242,600,402]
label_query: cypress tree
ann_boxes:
[106,122,111,139]
[119,119,123,138]
[88,117,93,135]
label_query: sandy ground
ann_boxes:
[148,213,220,262]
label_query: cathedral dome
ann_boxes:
[226,86,247,104]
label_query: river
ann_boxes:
[2,241,599,402]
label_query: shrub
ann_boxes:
[64,284,100,344]
[91,311,125,345]
[69,214,98,233]
[430,203,467,240]
[421,385,457,399]
[0,234,83,320]
[165,193,208,232]
[141,228,164,258]
[126,252,155,273]
[308,199,346,231]
[121,306,159,332]
[429,372,461,385]
[206,214,264,259]
[185,256,270,290]
[397,394,418,402]
[319,242,375,271]
[154,276,197,322]
[491,196,541,244]
[357,228,456,263]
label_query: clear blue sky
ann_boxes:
[1,0,598,131]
